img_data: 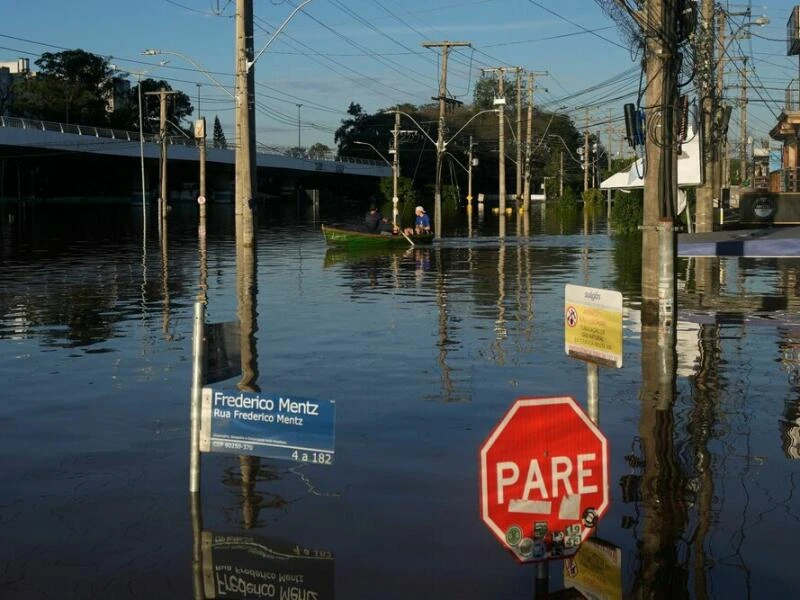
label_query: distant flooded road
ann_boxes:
[1,200,799,599]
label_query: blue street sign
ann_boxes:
[200,387,335,464]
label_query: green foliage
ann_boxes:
[213,116,227,149]
[473,75,516,114]
[609,190,643,235]
[559,186,578,210]
[378,176,416,205]
[307,143,330,158]
[582,187,604,208]
[11,49,113,124]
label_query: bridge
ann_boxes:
[0,115,390,201]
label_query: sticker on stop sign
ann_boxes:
[479,396,609,563]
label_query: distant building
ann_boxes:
[0,58,30,116]
[105,77,131,114]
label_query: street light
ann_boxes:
[142,49,234,99]
[111,66,149,222]
[296,103,303,149]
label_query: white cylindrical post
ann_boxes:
[189,301,205,492]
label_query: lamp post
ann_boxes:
[296,103,302,149]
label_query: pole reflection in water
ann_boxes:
[631,323,688,598]
[435,246,456,401]
[493,240,508,365]
[161,215,173,340]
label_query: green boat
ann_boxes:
[321,224,434,248]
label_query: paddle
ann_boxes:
[398,227,415,247]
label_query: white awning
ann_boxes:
[600,126,702,190]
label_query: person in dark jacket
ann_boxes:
[364,203,396,234]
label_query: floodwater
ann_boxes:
[1,199,799,599]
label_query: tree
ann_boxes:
[106,78,192,135]
[213,115,227,149]
[473,74,517,114]
[307,143,330,159]
[11,49,113,124]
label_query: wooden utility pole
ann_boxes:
[696,0,716,232]
[235,0,256,248]
[145,88,178,222]
[422,41,470,239]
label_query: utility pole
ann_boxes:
[145,88,178,223]
[560,151,564,197]
[423,40,471,239]
[482,66,510,238]
[638,0,680,327]
[235,0,256,247]
[468,135,475,208]
[522,70,547,220]
[392,109,400,226]
[739,57,749,185]
[296,103,303,149]
[604,110,614,219]
[523,72,533,220]
[696,0,716,232]
[515,67,523,206]
[716,8,728,191]
[583,109,591,196]
[196,117,207,218]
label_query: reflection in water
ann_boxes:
[492,241,508,365]
[7,203,800,597]
[631,324,688,598]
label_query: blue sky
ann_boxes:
[1,0,799,154]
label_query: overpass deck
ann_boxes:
[0,115,390,179]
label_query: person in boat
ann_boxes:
[364,203,397,234]
[404,205,431,236]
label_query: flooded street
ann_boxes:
[1,200,799,599]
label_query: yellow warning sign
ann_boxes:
[564,284,623,368]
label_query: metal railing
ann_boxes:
[0,115,384,166]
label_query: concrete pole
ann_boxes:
[198,119,207,225]
[392,109,399,226]
[739,58,748,185]
[189,301,205,493]
[468,135,474,208]
[641,0,678,327]
[515,67,523,206]
[560,151,564,196]
[522,73,533,220]
[498,70,507,238]
[696,0,715,232]
[422,41,470,238]
[716,9,728,190]
[159,89,168,222]
[235,0,256,247]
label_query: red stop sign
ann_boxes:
[479,396,609,563]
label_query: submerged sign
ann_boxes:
[564,284,623,368]
[200,387,335,464]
